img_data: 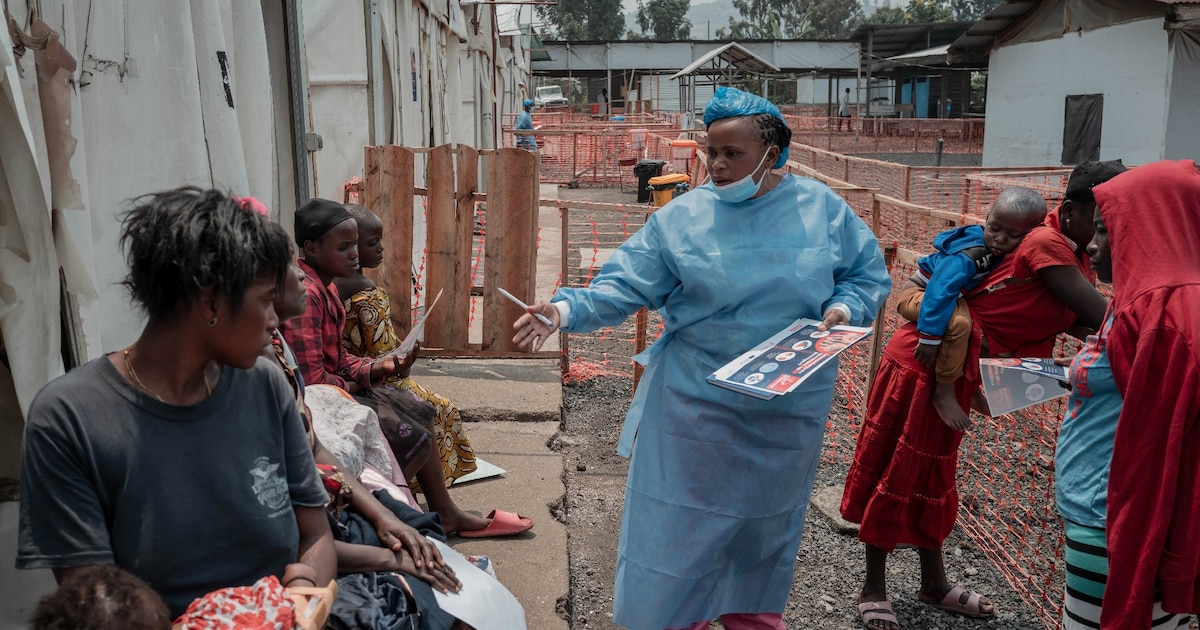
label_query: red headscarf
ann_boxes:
[1093,159,1200,313]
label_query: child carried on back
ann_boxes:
[896,187,1048,429]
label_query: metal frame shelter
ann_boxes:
[668,42,780,128]
[848,21,971,115]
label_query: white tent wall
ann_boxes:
[982,18,1170,167]
[303,0,371,199]
[0,0,291,363]
[260,0,302,225]
[1164,29,1200,160]
[3,1,293,623]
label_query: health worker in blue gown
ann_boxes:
[512,87,891,630]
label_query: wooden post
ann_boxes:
[424,144,473,350]
[560,204,570,380]
[482,148,539,351]
[863,242,895,396]
[843,158,850,184]
[903,165,912,202]
[960,174,972,221]
[363,145,415,333]
[871,195,882,235]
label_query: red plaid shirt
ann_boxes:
[280,259,375,391]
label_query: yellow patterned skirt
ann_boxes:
[343,287,478,486]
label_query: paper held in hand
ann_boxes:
[978,358,1070,415]
[390,289,443,358]
[707,318,872,400]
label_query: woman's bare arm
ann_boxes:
[1040,265,1107,331]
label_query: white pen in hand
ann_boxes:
[497,288,555,327]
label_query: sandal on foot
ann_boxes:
[456,509,534,538]
[857,600,900,630]
[924,585,994,618]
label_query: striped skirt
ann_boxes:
[1062,520,1192,629]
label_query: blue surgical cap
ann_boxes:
[703,86,790,169]
[523,99,534,108]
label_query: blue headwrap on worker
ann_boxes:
[702,86,790,169]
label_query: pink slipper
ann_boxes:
[457,509,534,538]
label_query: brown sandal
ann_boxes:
[858,600,900,630]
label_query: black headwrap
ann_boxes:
[1065,160,1127,203]
[294,198,353,246]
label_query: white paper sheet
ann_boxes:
[391,289,443,357]
[430,539,527,629]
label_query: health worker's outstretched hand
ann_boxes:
[512,300,560,351]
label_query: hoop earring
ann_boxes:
[208,317,218,327]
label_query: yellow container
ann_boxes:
[648,173,690,207]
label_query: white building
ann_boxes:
[949,0,1200,166]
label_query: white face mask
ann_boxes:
[711,149,772,204]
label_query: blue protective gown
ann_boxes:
[515,110,536,149]
[552,174,891,629]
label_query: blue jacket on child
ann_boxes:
[915,224,1000,341]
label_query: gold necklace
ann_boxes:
[123,348,212,403]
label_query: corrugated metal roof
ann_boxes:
[669,42,780,79]
[848,21,972,61]
[946,0,1041,62]
[948,0,1195,63]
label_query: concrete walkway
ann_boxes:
[427,183,571,629]
[418,360,567,630]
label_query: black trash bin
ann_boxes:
[633,159,666,203]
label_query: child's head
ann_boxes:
[295,198,359,279]
[274,258,308,322]
[346,204,384,270]
[31,565,171,630]
[983,187,1048,257]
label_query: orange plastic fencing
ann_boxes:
[782,115,985,155]
[555,200,657,381]
[501,123,704,187]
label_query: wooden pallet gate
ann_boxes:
[362,144,542,356]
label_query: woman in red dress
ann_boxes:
[842,162,1125,629]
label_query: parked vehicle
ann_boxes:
[534,85,568,108]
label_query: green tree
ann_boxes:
[904,0,953,22]
[634,0,692,40]
[868,6,907,24]
[807,0,865,38]
[947,0,1002,21]
[717,0,860,39]
[537,0,625,40]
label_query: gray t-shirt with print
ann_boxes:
[17,355,327,616]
